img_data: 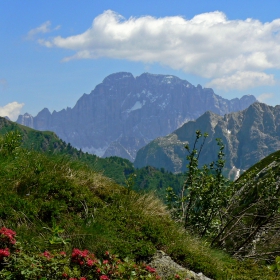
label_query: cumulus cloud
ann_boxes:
[0,102,24,121]
[257,93,274,103]
[27,21,60,39]
[206,71,275,91]
[0,79,8,91]
[38,10,280,90]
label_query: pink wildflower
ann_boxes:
[72,248,82,258]
[0,227,16,245]
[87,259,94,266]
[0,248,10,259]
[100,276,110,280]
[43,251,52,259]
[146,265,156,273]
[80,250,89,257]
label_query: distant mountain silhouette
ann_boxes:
[17,72,256,161]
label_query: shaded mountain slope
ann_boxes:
[134,102,280,174]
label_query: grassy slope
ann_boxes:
[0,146,276,279]
[0,121,277,279]
[239,149,280,176]
[0,118,184,200]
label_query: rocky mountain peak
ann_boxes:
[134,102,280,174]
[37,108,51,117]
[102,72,135,84]
[17,112,34,127]
[16,72,257,161]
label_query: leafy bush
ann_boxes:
[166,130,233,237]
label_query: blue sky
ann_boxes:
[1,0,280,120]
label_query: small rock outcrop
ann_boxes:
[148,251,212,280]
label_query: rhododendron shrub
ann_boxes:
[0,248,10,262]
[0,227,17,264]
[69,249,160,279]
[0,227,16,246]
[0,227,191,279]
[0,227,163,279]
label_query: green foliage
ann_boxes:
[134,166,184,200]
[268,256,280,275]
[0,131,22,156]
[125,173,136,194]
[45,223,71,249]
[212,162,280,260]
[166,130,233,237]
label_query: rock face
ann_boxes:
[148,251,212,280]
[17,72,256,161]
[134,102,280,174]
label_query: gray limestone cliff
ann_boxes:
[17,72,256,161]
[134,102,280,175]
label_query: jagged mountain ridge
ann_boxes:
[17,72,256,161]
[134,102,280,174]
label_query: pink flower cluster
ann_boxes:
[0,227,16,245]
[0,248,10,260]
[71,250,120,280]
[42,250,52,259]
[99,276,109,280]
[146,265,156,273]
[0,227,16,262]
[71,248,97,267]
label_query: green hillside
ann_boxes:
[0,121,278,278]
[0,118,183,200]
[211,148,280,261]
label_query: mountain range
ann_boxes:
[16,72,256,161]
[134,102,280,176]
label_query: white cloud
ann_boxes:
[0,102,24,121]
[257,93,274,103]
[38,10,280,90]
[0,79,8,91]
[27,21,60,39]
[206,71,275,91]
